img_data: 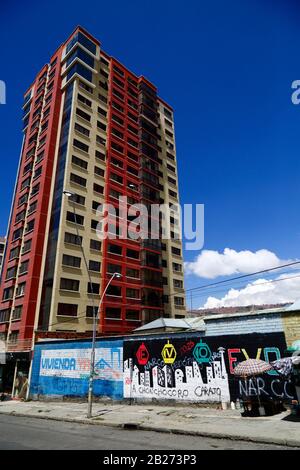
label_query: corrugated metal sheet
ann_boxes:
[204,314,283,337]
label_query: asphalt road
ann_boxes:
[0,414,295,450]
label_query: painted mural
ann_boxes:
[123,333,296,403]
[30,340,123,399]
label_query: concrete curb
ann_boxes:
[0,409,299,448]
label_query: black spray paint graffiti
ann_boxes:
[124,332,296,402]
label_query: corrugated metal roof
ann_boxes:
[134,318,191,331]
[285,299,300,312]
[203,306,286,322]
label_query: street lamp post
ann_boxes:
[87,271,122,418]
[63,190,122,418]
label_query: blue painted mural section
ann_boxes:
[30,340,123,399]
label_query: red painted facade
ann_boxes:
[0,48,64,349]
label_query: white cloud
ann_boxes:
[185,248,288,279]
[202,272,300,309]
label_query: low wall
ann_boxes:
[30,331,295,403]
[30,339,123,400]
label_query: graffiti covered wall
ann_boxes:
[30,339,123,399]
[124,333,295,403]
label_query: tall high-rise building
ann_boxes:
[0,26,185,354]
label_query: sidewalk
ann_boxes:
[0,399,299,447]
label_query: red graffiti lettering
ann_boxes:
[180,341,195,355]
[228,349,241,374]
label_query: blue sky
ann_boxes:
[1,0,300,308]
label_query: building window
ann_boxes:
[89,260,101,272]
[171,246,181,256]
[173,279,183,289]
[90,239,101,251]
[79,81,93,94]
[88,282,100,294]
[21,177,31,191]
[127,138,138,148]
[126,248,139,260]
[91,219,99,230]
[105,307,121,319]
[69,193,85,206]
[76,107,91,122]
[57,303,78,317]
[73,138,89,153]
[126,288,140,299]
[25,219,35,234]
[86,306,98,318]
[77,93,92,107]
[111,142,124,154]
[2,288,14,301]
[9,331,19,344]
[174,297,184,307]
[75,122,90,137]
[108,243,122,255]
[172,263,182,272]
[23,161,33,175]
[6,267,17,280]
[16,283,26,297]
[22,239,32,254]
[96,135,106,146]
[31,183,40,197]
[93,183,104,194]
[111,128,124,139]
[0,309,11,323]
[72,155,88,170]
[66,211,84,225]
[126,267,139,279]
[164,107,173,119]
[62,254,81,268]
[95,150,105,161]
[12,306,23,320]
[18,193,28,206]
[106,285,121,297]
[60,278,80,291]
[126,310,140,321]
[169,189,177,198]
[168,176,177,186]
[110,172,123,185]
[28,201,37,215]
[64,232,82,246]
[98,106,107,117]
[92,200,101,211]
[19,260,29,275]
[111,157,123,169]
[33,166,42,180]
[67,63,93,83]
[107,263,122,275]
[94,166,105,177]
[97,121,107,132]
[100,57,109,67]
[70,172,87,187]
[12,227,23,241]
[9,246,20,260]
